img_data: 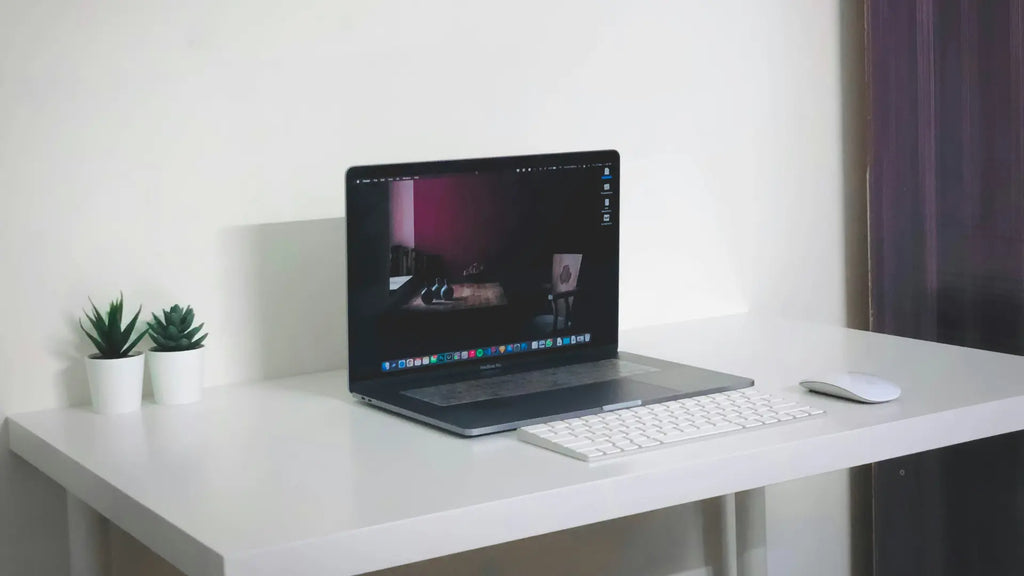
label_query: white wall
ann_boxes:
[0,0,865,574]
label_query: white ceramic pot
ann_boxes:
[147,347,204,405]
[85,353,145,414]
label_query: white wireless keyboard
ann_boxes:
[517,388,824,461]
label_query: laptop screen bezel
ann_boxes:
[345,149,620,392]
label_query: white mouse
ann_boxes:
[800,372,901,404]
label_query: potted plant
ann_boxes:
[146,304,208,405]
[79,294,148,414]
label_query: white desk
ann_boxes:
[9,314,1024,575]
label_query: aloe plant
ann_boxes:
[147,304,207,352]
[79,294,148,359]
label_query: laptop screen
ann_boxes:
[346,150,619,383]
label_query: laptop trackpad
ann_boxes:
[453,377,681,431]
[402,359,660,407]
[560,378,680,410]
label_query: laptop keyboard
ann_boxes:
[517,388,825,461]
[402,359,659,406]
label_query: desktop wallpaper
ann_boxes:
[348,165,618,381]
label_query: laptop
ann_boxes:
[346,149,752,436]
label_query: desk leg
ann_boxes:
[721,488,767,576]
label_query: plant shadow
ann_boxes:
[52,314,95,407]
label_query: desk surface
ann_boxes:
[10,314,1024,576]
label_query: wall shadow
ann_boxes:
[52,313,97,406]
[849,464,873,576]
[840,0,870,330]
[219,217,348,382]
[839,8,874,575]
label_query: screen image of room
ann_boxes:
[386,175,583,337]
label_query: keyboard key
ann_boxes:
[575,441,612,451]
[560,436,591,447]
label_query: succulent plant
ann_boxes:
[147,304,207,352]
[79,293,148,359]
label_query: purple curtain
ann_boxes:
[868,1,1024,574]
[870,0,1024,354]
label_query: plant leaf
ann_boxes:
[180,307,194,332]
[108,295,123,346]
[120,305,142,351]
[169,305,183,328]
[83,309,108,350]
[87,299,109,345]
[122,327,149,357]
[80,319,107,355]
[191,333,208,349]
[182,323,204,341]
[148,330,175,350]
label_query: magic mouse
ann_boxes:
[800,372,901,404]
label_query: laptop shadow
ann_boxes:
[218,217,348,382]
